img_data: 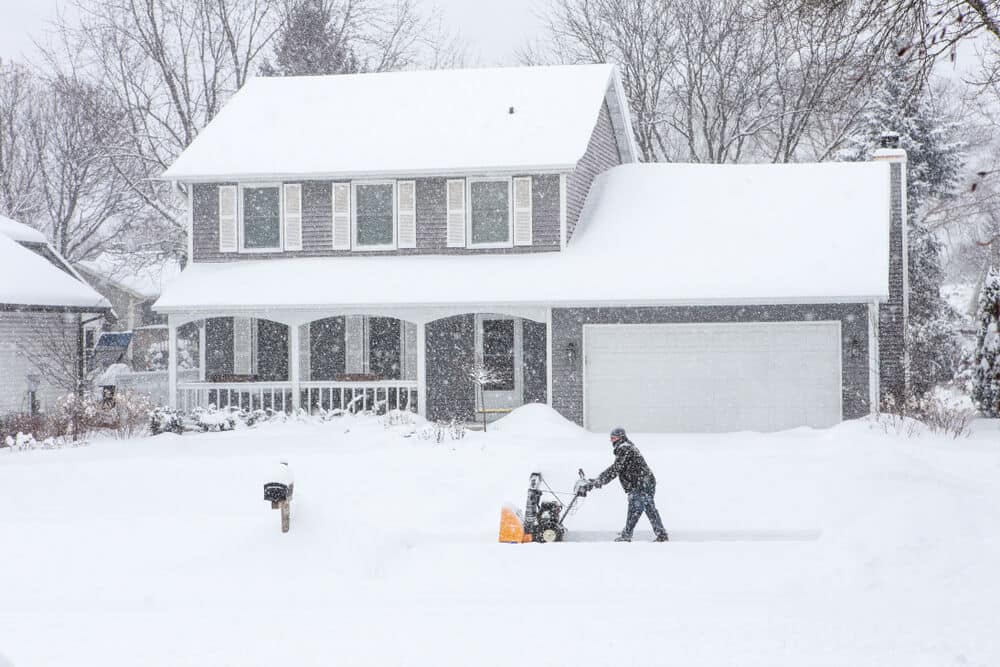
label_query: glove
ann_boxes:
[588,478,599,490]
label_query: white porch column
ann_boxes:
[290,324,301,412]
[167,315,178,409]
[198,320,207,382]
[546,307,553,406]
[416,322,427,418]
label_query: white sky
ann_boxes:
[0,0,547,65]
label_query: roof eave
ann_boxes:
[159,163,579,183]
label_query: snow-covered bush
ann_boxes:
[418,419,466,443]
[873,393,974,439]
[149,408,186,435]
[971,268,1000,417]
[105,390,155,439]
[2,432,87,452]
[191,405,239,432]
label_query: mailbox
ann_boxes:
[264,461,294,533]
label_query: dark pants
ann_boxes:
[623,486,667,538]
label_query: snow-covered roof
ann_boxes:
[0,232,112,310]
[77,253,183,299]
[156,161,890,313]
[162,64,633,181]
[0,215,47,244]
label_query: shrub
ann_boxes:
[873,392,974,439]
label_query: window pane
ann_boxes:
[470,181,510,244]
[356,184,394,246]
[483,319,515,391]
[243,187,281,249]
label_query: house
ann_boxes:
[76,254,182,370]
[0,216,112,415]
[155,64,906,433]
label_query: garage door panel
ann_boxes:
[584,322,841,433]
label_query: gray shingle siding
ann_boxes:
[522,319,548,404]
[878,161,907,405]
[565,101,622,243]
[550,304,871,428]
[425,314,476,421]
[192,175,561,262]
[0,311,78,415]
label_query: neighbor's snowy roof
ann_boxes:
[156,161,890,312]
[0,215,47,244]
[163,64,631,181]
[0,232,112,310]
[78,253,183,299]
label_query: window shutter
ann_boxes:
[283,184,302,251]
[218,185,238,252]
[513,177,532,246]
[332,182,351,250]
[446,179,466,248]
[397,180,417,248]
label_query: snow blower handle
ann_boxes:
[573,469,591,497]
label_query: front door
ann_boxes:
[475,315,523,412]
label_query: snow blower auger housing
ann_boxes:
[499,469,590,543]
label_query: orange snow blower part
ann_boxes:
[498,504,531,543]
[498,470,591,543]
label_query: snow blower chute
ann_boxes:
[498,469,590,543]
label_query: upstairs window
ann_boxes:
[240,184,282,251]
[468,178,512,248]
[352,181,396,250]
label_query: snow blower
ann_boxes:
[498,469,590,543]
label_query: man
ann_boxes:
[587,427,669,542]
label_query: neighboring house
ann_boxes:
[0,216,112,415]
[76,254,182,370]
[155,64,907,433]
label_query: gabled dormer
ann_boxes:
[162,64,637,263]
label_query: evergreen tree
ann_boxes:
[260,0,358,77]
[842,62,964,397]
[972,268,1000,417]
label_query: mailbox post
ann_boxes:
[263,461,294,533]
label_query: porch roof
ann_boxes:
[156,161,890,315]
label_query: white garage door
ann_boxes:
[584,322,842,433]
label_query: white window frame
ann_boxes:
[351,180,397,252]
[238,182,284,253]
[466,176,514,249]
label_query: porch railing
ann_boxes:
[177,380,418,415]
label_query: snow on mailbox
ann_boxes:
[264,461,294,534]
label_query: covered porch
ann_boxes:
[165,306,552,421]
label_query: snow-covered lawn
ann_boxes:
[1,407,998,666]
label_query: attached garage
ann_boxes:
[583,322,843,433]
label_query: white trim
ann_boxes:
[157,295,889,320]
[167,315,178,409]
[351,180,397,252]
[290,323,301,410]
[198,320,207,382]
[581,320,844,431]
[416,323,426,418]
[466,176,514,249]
[237,182,284,254]
[474,313,523,410]
[162,165,572,183]
[607,65,641,163]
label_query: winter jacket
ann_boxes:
[594,440,656,493]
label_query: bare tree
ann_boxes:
[0,59,42,226]
[29,73,142,263]
[531,0,898,163]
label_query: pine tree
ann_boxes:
[260,0,358,77]
[842,62,964,397]
[972,268,1000,417]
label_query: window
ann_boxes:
[468,178,512,247]
[240,184,282,251]
[352,181,396,250]
[482,319,515,391]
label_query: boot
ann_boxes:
[653,533,669,542]
[614,534,632,542]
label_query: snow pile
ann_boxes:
[78,253,182,299]
[490,402,585,438]
[1,417,999,665]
